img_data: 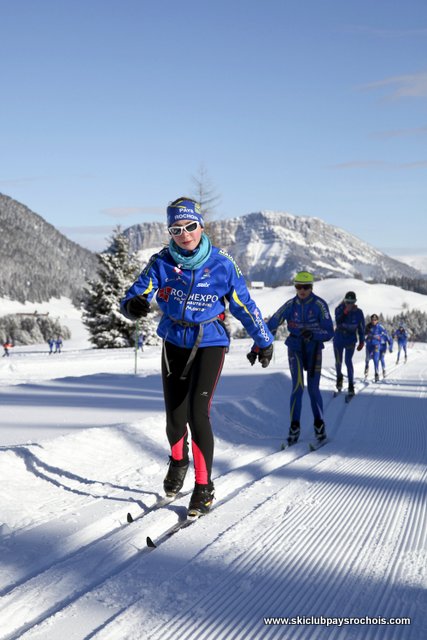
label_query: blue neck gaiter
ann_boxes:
[168,233,212,270]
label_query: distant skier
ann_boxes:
[266,271,334,446]
[137,333,144,352]
[2,342,13,357]
[333,291,365,396]
[48,338,55,354]
[393,325,408,364]
[121,196,273,517]
[54,336,63,353]
[364,315,389,382]
[379,328,393,378]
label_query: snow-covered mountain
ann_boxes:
[394,254,427,276]
[1,194,422,308]
[0,193,98,304]
[123,211,421,285]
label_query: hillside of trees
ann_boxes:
[0,193,98,304]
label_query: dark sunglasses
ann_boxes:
[168,221,200,236]
[295,284,312,291]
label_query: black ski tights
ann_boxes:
[161,341,226,485]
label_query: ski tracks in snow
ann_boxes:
[0,441,329,640]
[89,357,425,640]
[1,354,426,639]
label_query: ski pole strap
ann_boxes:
[165,316,221,380]
[179,324,204,380]
[162,341,172,377]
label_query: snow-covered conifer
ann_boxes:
[82,228,160,348]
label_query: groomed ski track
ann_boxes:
[1,350,426,640]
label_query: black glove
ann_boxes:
[246,350,258,366]
[258,344,274,368]
[300,329,313,342]
[125,295,150,319]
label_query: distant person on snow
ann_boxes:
[54,337,63,353]
[379,329,393,378]
[265,271,334,446]
[393,325,408,364]
[137,333,144,352]
[2,342,13,357]
[48,338,55,354]
[364,315,389,382]
[333,291,365,397]
[121,197,273,517]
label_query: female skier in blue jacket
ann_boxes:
[393,325,408,363]
[121,197,273,517]
[364,314,389,381]
[262,271,334,446]
[333,291,365,396]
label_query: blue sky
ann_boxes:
[1,0,426,253]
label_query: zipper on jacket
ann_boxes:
[181,271,195,320]
[181,271,195,347]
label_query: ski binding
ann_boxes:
[309,438,328,452]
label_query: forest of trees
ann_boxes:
[0,314,71,346]
[377,310,427,342]
[378,276,427,296]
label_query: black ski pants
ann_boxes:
[161,341,226,485]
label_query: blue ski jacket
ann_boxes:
[365,322,389,351]
[393,328,408,345]
[120,246,273,349]
[267,292,334,352]
[333,303,365,346]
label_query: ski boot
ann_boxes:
[382,369,386,379]
[374,372,379,382]
[404,355,407,363]
[347,382,355,397]
[364,366,369,379]
[336,374,343,392]
[188,482,215,517]
[314,418,327,442]
[287,420,300,446]
[163,457,189,497]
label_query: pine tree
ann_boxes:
[82,228,160,348]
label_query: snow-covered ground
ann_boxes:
[0,280,426,639]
